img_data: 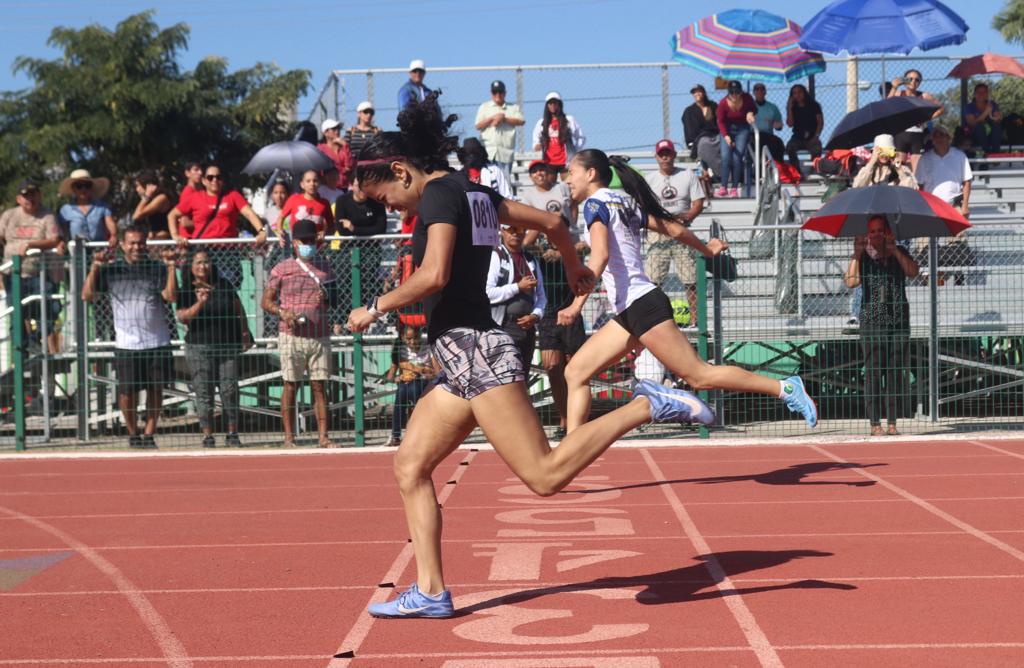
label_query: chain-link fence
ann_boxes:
[314,55,1022,158]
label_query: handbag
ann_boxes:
[707,219,738,283]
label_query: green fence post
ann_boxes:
[350,245,365,447]
[696,256,710,439]
[12,257,25,451]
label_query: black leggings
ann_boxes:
[860,332,910,426]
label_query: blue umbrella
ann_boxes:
[799,0,968,55]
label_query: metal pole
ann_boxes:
[710,221,725,427]
[846,56,859,112]
[796,228,804,318]
[696,256,710,439]
[351,245,365,447]
[367,71,375,107]
[959,78,968,127]
[929,238,939,422]
[38,274,50,443]
[12,257,24,451]
[753,126,761,204]
[661,64,670,141]
[516,67,525,154]
[72,242,88,441]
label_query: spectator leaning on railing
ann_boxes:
[0,179,63,354]
[81,225,177,449]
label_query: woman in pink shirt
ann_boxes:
[716,80,757,198]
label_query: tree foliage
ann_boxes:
[993,0,1024,45]
[0,11,310,210]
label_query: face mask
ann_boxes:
[297,244,316,259]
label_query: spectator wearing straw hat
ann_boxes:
[0,179,63,353]
[346,101,381,157]
[475,80,525,180]
[397,59,432,111]
[57,169,117,244]
[317,119,354,189]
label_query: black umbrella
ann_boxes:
[242,140,334,175]
[802,185,970,239]
[825,96,941,150]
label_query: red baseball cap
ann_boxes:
[528,159,551,172]
[655,139,676,155]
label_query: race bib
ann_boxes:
[467,191,499,247]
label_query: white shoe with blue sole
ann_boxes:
[634,379,715,426]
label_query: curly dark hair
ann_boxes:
[355,92,458,184]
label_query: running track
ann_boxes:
[1,438,1023,667]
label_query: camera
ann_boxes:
[295,315,308,326]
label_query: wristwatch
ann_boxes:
[367,296,385,321]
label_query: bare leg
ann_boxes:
[393,387,476,595]
[281,381,296,445]
[563,321,635,431]
[311,380,334,447]
[541,349,568,429]
[472,382,651,496]
[639,320,779,394]
[119,392,138,436]
[144,387,162,436]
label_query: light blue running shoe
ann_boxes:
[634,379,715,426]
[781,375,818,428]
[367,583,454,619]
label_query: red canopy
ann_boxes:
[947,53,1024,79]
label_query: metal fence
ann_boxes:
[1,211,1021,451]
[308,55,1022,157]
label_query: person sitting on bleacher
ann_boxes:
[915,125,974,284]
[964,83,1003,155]
[785,84,823,179]
[852,134,917,189]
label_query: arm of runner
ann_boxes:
[646,214,723,257]
[499,199,594,296]
[558,220,608,326]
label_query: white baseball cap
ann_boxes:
[545,91,562,102]
[356,101,373,113]
[873,133,895,150]
[321,118,342,133]
[409,59,426,72]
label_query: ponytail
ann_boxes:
[607,155,675,222]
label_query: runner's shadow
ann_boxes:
[567,462,888,494]
[455,549,856,616]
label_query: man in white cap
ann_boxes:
[397,59,432,111]
[317,118,353,189]
[475,80,524,180]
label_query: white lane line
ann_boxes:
[810,445,1024,563]
[639,448,782,668]
[326,450,478,668]
[0,505,193,668]
[969,439,1024,462]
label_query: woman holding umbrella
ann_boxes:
[843,215,919,436]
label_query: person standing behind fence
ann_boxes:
[347,102,381,157]
[475,80,525,180]
[132,169,173,240]
[57,169,117,245]
[318,119,354,190]
[487,223,547,371]
[397,59,432,111]
[532,92,585,174]
[274,170,334,244]
[384,324,434,448]
[82,225,177,449]
[785,84,823,178]
[168,163,268,287]
[176,249,253,448]
[335,176,388,307]
[261,219,340,449]
[844,215,919,436]
[0,179,63,355]
[716,80,756,198]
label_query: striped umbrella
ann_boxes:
[671,9,826,83]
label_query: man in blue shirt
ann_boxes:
[752,83,785,163]
[397,59,432,112]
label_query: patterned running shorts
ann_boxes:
[431,327,525,400]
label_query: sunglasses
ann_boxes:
[905,76,921,82]
[204,174,224,181]
[72,182,92,190]
[360,109,375,115]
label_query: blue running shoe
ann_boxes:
[781,376,818,428]
[634,379,715,426]
[367,583,454,619]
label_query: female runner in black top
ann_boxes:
[346,93,712,619]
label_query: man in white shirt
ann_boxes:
[915,125,972,217]
[644,139,706,322]
[475,80,525,180]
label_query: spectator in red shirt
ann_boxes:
[716,80,757,198]
[168,163,268,243]
[317,119,354,189]
[274,170,334,244]
[175,161,205,226]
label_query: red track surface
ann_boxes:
[2,438,1023,667]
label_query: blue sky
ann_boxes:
[0,1,1016,150]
